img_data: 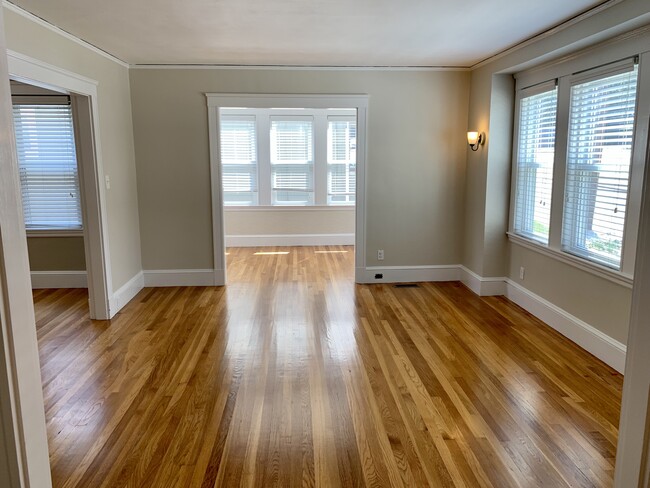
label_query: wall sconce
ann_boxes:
[467,131,484,151]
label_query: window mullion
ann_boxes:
[548,76,571,251]
[314,113,328,206]
[258,114,272,206]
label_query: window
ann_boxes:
[513,83,558,244]
[220,116,258,205]
[327,117,356,205]
[270,117,314,205]
[510,58,641,273]
[562,65,638,268]
[12,101,82,230]
[219,108,356,207]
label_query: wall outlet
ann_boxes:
[377,249,384,261]
[519,266,525,280]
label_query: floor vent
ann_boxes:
[394,283,419,288]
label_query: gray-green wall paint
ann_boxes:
[4,7,141,291]
[129,68,470,270]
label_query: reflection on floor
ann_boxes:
[34,245,622,487]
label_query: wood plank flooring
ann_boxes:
[34,246,623,487]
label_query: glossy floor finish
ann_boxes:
[34,246,623,487]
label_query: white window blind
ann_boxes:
[327,117,356,205]
[220,116,258,206]
[562,63,638,269]
[513,82,558,244]
[270,118,314,205]
[12,102,82,230]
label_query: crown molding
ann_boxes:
[470,0,626,70]
[130,63,470,72]
[2,0,129,68]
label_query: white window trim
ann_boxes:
[509,46,650,284]
[223,205,355,212]
[206,93,369,285]
[26,229,84,237]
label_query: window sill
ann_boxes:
[26,229,84,238]
[224,205,355,212]
[507,232,633,289]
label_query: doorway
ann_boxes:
[206,94,368,284]
[7,52,112,319]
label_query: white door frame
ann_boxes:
[206,93,368,283]
[0,8,52,485]
[615,117,650,486]
[7,50,113,320]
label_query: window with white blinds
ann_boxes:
[12,102,83,230]
[327,117,356,205]
[562,64,639,269]
[270,118,314,205]
[220,116,258,206]
[509,55,643,276]
[218,108,357,207]
[513,83,558,244]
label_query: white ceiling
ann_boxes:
[7,0,609,67]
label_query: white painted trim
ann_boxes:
[6,50,98,91]
[459,266,507,296]
[30,271,87,289]
[505,279,626,373]
[614,99,650,487]
[109,271,144,314]
[356,265,460,284]
[225,233,355,247]
[206,93,370,108]
[132,64,469,72]
[2,1,129,68]
[26,229,84,237]
[143,269,218,287]
[0,10,52,483]
[224,205,355,212]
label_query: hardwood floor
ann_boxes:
[34,246,623,487]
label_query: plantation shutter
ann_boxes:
[327,117,356,205]
[12,101,83,230]
[513,81,558,244]
[270,117,314,205]
[220,115,258,205]
[562,61,638,269]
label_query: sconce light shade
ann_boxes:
[467,131,484,151]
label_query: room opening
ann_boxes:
[217,106,358,281]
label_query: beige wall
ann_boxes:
[26,237,86,271]
[130,68,470,270]
[464,0,650,343]
[3,7,142,291]
[225,209,354,236]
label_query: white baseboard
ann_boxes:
[459,266,507,296]
[143,269,218,287]
[505,279,626,373]
[226,233,355,247]
[30,271,87,289]
[109,271,144,316]
[356,265,460,284]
